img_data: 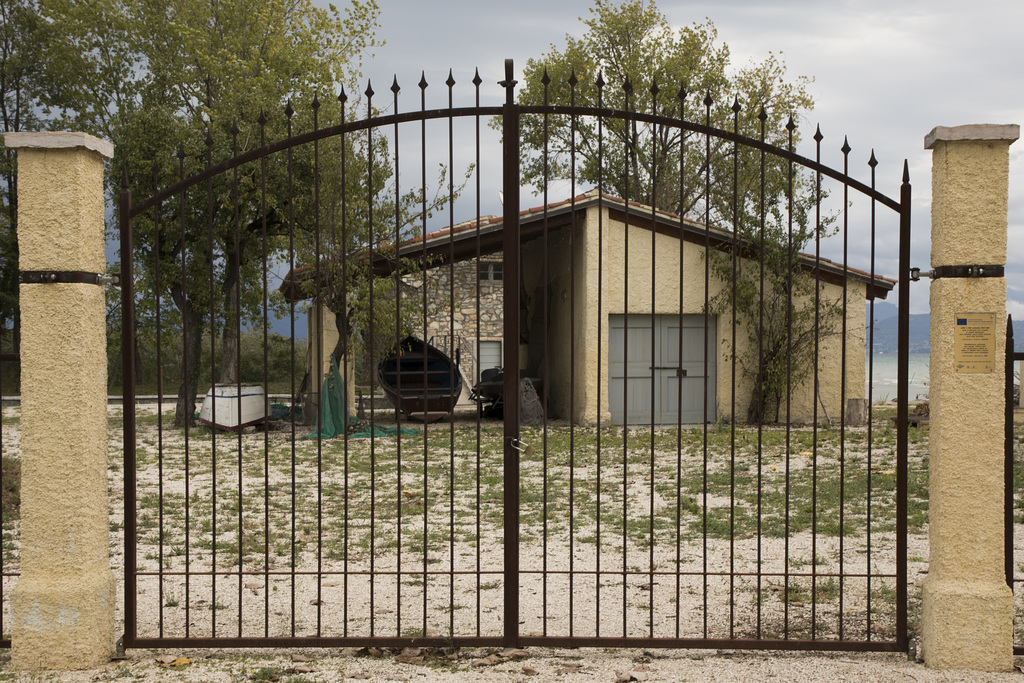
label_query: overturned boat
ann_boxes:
[198,384,269,430]
[377,337,463,422]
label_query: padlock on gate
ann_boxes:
[510,438,535,457]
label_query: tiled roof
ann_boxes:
[280,189,896,301]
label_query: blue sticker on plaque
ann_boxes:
[957,318,967,325]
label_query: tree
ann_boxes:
[516,0,838,424]
[705,199,843,424]
[0,0,52,352]
[512,0,813,223]
[1,0,141,371]
[293,126,461,385]
[40,0,382,425]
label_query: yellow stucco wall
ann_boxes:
[920,124,1019,672]
[724,279,868,425]
[4,133,117,669]
[929,130,1011,268]
[14,285,116,667]
[9,136,108,273]
[538,203,870,426]
[922,278,1010,670]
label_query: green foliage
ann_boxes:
[0,0,59,343]
[34,0,382,424]
[291,127,443,374]
[298,120,469,379]
[1,455,19,523]
[706,202,844,424]
[107,328,308,396]
[19,0,460,422]
[511,0,814,222]
[515,0,830,425]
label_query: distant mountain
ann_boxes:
[866,303,1024,354]
[869,301,898,323]
[870,312,931,354]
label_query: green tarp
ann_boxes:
[303,356,352,439]
[270,403,301,421]
[347,422,419,439]
[302,356,418,440]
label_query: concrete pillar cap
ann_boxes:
[924,124,1019,150]
[2,131,113,159]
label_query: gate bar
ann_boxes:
[1006,315,1015,590]
[895,162,911,653]
[116,64,914,651]
[120,168,138,647]
[500,58,521,650]
[1007,315,1024,654]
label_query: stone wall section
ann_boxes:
[403,254,505,395]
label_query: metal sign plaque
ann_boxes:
[954,312,997,373]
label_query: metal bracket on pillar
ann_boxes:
[20,270,118,287]
[910,265,1004,281]
[112,635,127,661]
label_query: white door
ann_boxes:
[609,314,716,425]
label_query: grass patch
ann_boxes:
[16,398,941,645]
[1,456,19,523]
[121,413,926,610]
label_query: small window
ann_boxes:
[478,340,502,380]
[478,261,503,282]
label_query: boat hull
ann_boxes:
[377,338,463,423]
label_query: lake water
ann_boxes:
[868,352,930,403]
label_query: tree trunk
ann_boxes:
[219,323,239,385]
[134,334,144,385]
[174,302,204,428]
[329,306,349,365]
[109,341,123,389]
[219,244,242,385]
[747,373,765,425]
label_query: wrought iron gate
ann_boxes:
[120,59,912,652]
[1006,316,1024,653]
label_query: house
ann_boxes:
[283,190,895,426]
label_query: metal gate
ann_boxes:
[1006,316,1024,653]
[120,59,912,651]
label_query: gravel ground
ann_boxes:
[108,404,916,646]
[1,645,1022,682]
[1,404,1021,681]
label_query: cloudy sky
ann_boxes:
[348,0,1023,317]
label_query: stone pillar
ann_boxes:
[921,123,1019,671]
[3,132,116,669]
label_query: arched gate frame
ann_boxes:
[120,59,912,652]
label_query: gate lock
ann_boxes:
[652,365,687,377]
[510,439,535,456]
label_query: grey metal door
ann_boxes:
[609,314,715,425]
